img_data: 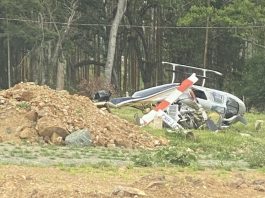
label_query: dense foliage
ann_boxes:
[0,0,264,110]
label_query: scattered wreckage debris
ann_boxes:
[0,82,167,148]
[94,62,247,132]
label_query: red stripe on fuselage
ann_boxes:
[177,79,193,92]
[155,100,170,110]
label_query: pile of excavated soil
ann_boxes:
[0,82,167,148]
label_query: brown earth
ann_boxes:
[0,82,167,148]
[0,165,265,198]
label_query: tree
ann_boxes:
[105,0,127,85]
[241,54,265,111]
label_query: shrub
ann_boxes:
[77,77,117,99]
[132,146,197,167]
[246,143,265,168]
[16,101,31,110]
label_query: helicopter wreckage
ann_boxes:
[94,62,247,132]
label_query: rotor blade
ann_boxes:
[165,69,211,79]
[162,61,223,76]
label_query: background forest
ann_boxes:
[0,0,265,110]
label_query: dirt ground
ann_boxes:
[1,83,265,198]
[0,82,166,148]
[0,165,265,198]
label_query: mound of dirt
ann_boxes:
[0,82,167,148]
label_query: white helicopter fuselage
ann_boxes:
[191,85,246,117]
[131,83,246,118]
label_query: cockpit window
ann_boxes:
[192,89,207,100]
[226,97,239,116]
[211,92,224,104]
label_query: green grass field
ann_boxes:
[112,107,265,169]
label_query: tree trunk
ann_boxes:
[105,0,127,84]
[7,19,11,88]
[56,55,66,90]
[203,0,210,69]
[48,0,78,90]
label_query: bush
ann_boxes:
[247,143,265,168]
[77,77,117,99]
[16,101,31,110]
[132,146,197,167]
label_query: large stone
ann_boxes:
[25,110,38,122]
[38,127,69,139]
[0,96,5,104]
[255,120,264,131]
[65,128,92,146]
[146,181,166,189]
[36,116,69,138]
[50,132,63,145]
[112,186,146,197]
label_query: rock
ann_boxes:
[154,140,161,146]
[50,132,63,145]
[65,129,92,146]
[146,181,166,189]
[114,138,133,148]
[255,120,264,131]
[0,96,5,104]
[36,116,69,138]
[25,110,38,122]
[254,185,265,192]
[19,127,36,139]
[1,91,12,98]
[112,186,146,197]
[230,178,246,188]
[37,109,47,117]
[38,126,69,139]
[16,126,25,133]
[252,179,265,185]
[43,136,51,143]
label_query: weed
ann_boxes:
[75,108,82,114]
[132,152,154,167]
[246,142,265,168]
[132,146,197,167]
[16,102,31,110]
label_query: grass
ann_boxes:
[16,101,31,110]
[112,107,265,169]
